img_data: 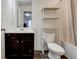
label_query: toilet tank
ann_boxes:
[43,32,56,43]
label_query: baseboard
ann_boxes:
[34,50,48,54]
[34,50,42,53]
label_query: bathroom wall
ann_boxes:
[32,0,60,50]
[1,0,13,29]
[1,0,6,29]
[12,0,17,29]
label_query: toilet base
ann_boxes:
[48,51,60,59]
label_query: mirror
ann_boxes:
[16,0,32,28]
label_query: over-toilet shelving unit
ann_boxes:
[42,7,59,32]
[41,7,60,54]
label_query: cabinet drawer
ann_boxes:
[19,33,34,40]
[5,33,34,40]
[5,33,19,40]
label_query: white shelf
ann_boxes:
[43,24,57,28]
[43,28,56,33]
[42,7,59,11]
[41,7,59,34]
[43,28,57,32]
[43,17,59,19]
[44,13,59,19]
[42,27,57,30]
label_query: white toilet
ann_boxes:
[42,33,65,59]
[47,43,65,59]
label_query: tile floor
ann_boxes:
[34,51,68,59]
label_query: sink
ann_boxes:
[5,28,35,33]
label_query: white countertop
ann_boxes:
[5,28,35,33]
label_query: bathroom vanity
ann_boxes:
[5,29,34,59]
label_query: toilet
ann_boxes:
[47,43,65,59]
[42,33,65,59]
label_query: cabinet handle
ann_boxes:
[17,41,19,43]
[7,34,10,36]
[29,50,31,53]
[21,41,23,43]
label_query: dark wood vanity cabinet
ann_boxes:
[5,33,34,59]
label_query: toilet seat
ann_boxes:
[47,43,65,55]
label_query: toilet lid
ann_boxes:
[47,43,65,55]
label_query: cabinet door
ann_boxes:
[21,40,34,57]
[5,40,19,58]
